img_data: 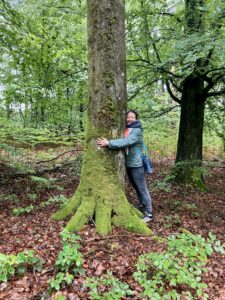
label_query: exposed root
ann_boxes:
[52,188,81,221]
[66,200,96,232]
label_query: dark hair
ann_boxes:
[126,110,139,119]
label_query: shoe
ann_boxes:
[142,214,153,222]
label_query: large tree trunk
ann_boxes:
[175,75,206,188]
[52,0,151,235]
[174,0,206,188]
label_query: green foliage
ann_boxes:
[54,232,84,273]
[84,271,134,300]
[0,143,22,157]
[0,193,19,204]
[48,229,85,292]
[27,193,38,201]
[150,178,172,193]
[0,250,43,283]
[133,232,225,299]
[30,176,65,192]
[30,176,58,190]
[0,124,83,148]
[169,200,184,211]
[171,160,209,189]
[0,0,224,168]
[0,142,33,174]
[12,194,68,216]
[186,203,200,218]
[48,272,74,291]
[205,99,225,158]
[13,205,34,216]
[163,214,182,229]
[143,116,179,159]
[0,0,87,132]
[40,195,68,208]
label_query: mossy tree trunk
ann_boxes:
[174,0,207,189]
[52,0,151,235]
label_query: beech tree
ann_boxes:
[126,0,225,187]
[52,0,151,235]
[174,0,225,187]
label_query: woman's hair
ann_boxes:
[126,110,139,119]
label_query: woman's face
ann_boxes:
[127,112,137,125]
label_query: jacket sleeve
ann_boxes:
[108,128,142,149]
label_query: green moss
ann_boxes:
[52,134,151,235]
[85,121,111,141]
[191,167,207,191]
[52,188,82,221]
[172,160,207,191]
[95,201,112,235]
[66,197,95,232]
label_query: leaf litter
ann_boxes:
[0,162,224,299]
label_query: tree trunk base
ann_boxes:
[52,184,151,235]
[52,146,152,235]
[172,161,207,191]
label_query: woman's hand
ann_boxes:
[96,138,109,147]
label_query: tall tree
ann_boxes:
[52,0,150,235]
[174,0,207,186]
[174,0,224,187]
[126,0,225,187]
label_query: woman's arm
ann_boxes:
[96,128,142,149]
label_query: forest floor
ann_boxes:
[0,153,224,300]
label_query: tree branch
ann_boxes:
[127,59,182,78]
[141,105,180,119]
[205,67,225,75]
[165,80,181,103]
[127,58,150,64]
[203,73,225,94]
[207,89,225,97]
[36,149,84,164]
[169,78,182,93]
[128,79,159,101]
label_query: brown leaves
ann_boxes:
[0,163,224,299]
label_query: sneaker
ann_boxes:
[142,214,153,222]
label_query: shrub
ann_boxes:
[12,194,68,216]
[84,271,134,300]
[133,232,225,300]
[0,250,43,282]
[48,230,85,291]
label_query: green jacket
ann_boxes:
[108,128,143,168]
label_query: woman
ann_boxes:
[96,110,153,222]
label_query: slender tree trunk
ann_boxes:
[66,87,73,134]
[52,0,150,235]
[19,103,25,126]
[40,99,45,123]
[79,103,84,132]
[5,102,11,120]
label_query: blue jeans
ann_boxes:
[127,166,153,214]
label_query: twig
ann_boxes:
[36,148,84,164]
[40,267,54,275]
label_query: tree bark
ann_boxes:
[52,0,151,235]
[175,75,206,188]
[174,0,206,188]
